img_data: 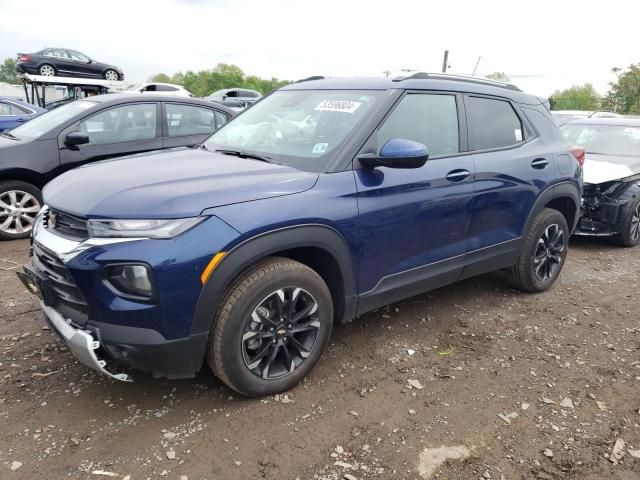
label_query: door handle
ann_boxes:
[446,169,471,182]
[531,158,549,169]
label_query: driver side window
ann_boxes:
[377,93,459,157]
[77,104,157,145]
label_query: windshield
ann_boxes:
[205,89,384,172]
[9,100,95,140]
[561,123,640,157]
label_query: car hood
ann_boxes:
[44,148,319,218]
[583,153,640,184]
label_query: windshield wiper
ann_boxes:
[214,148,274,164]
[0,131,19,140]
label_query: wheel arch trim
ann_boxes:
[524,181,581,234]
[191,224,357,336]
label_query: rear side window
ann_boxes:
[214,110,229,129]
[376,93,459,157]
[157,85,177,92]
[466,96,523,151]
[166,103,216,137]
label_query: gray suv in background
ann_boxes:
[205,88,262,110]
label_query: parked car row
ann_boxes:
[15,73,588,397]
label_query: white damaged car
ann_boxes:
[561,118,640,246]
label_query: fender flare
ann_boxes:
[523,181,581,234]
[190,224,357,336]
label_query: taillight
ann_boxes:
[569,145,585,166]
[19,54,30,62]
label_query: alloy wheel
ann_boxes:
[630,202,640,241]
[39,65,55,76]
[242,287,321,380]
[105,70,119,81]
[0,190,41,236]
[533,223,565,281]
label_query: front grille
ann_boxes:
[32,242,88,323]
[44,208,89,241]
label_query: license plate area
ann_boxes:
[16,267,57,306]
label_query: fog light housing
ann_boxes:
[105,264,155,300]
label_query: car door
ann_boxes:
[58,102,162,172]
[162,102,228,148]
[463,94,558,272]
[49,49,75,76]
[353,91,475,309]
[66,50,95,77]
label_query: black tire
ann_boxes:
[104,69,119,81]
[611,192,640,248]
[38,64,56,76]
[504,208,569,293]
[0,180,42,241]
[207,257,333,397]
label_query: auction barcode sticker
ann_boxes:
[315,100,362,113]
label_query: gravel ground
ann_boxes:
[0,236,639,480]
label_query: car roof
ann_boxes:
[142,82,187,88]
[280,73,543,105]
[86,93,236,114]
[565,117,640,127]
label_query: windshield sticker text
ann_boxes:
[315,100,362,114]
[312,143,328,154]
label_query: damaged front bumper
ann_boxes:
[40,301,132,381]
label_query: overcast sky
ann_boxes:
[1,0,638,97]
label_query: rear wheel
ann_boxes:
[208,257,333,397]
[104,69,119,81]
[612,195,640,247]
[0,181,42,240]
[38,64,55,76]
[504,208,569,293]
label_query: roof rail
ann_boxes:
[392,72,522,92]
[294,75,325,83]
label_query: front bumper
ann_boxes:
[40,301,131,381]
[19,209,239,381]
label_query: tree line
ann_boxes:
[150,63,290,97]
[549,64,640,114]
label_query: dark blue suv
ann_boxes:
[18,73,583,396]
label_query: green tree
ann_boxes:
[485,72,511,83]
[549,84,601,111]
[149,63,290,97]
[602,64,640,114]
[0,58,19,84]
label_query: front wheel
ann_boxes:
[104,69,119,81]
[504,208,569,293]
[208,257,333,397]
[0,181,42,240]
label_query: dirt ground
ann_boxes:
[0,236,638,480]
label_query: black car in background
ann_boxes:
[16,48,125,80]
[0,95,234,240]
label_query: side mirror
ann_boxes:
[358,138,429,169]
[64,131,90,147]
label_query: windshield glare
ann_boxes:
[561,123,640,157]
[205,90,383,171]
[10,100,95,140]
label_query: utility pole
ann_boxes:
[472,56,482,76]
[441,50,449,73]
[382,70,392,77]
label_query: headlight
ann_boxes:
[105,264,154,300]
[87,217,205,239]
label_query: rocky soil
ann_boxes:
[1,236,639,479]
